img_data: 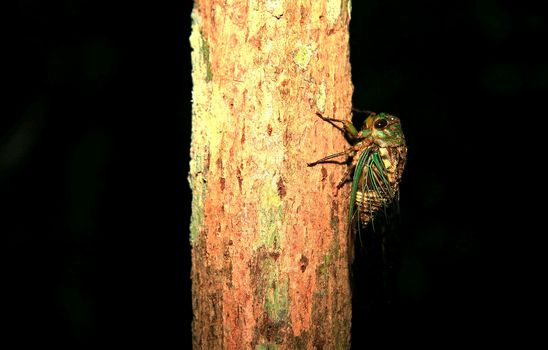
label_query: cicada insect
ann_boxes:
[308,110,407,230]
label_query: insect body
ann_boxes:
[308,110,407,228]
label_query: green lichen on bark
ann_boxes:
[293,42,316,70]
[200,37,213,82]
[188,150,207,243]
[256,181,284,250]
[265,274,289,322]
[316,82,326,113]
[310,245,349,349]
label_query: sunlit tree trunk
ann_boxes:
[189,0,353,348]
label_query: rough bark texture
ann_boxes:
[189,1,353,348]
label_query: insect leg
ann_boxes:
[307,151,350,167]
[315,112,360,140]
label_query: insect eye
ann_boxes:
[374,119,388,129]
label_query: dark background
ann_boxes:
[3,0,544,347]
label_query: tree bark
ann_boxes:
[189,1,353,348]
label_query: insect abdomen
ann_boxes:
[355,190,385,224]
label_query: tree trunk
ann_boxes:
[189,1,353,348]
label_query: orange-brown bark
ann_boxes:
[189,1,353,348]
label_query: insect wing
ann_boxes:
[349,147,371,225]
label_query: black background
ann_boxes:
[3,0,544,347]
